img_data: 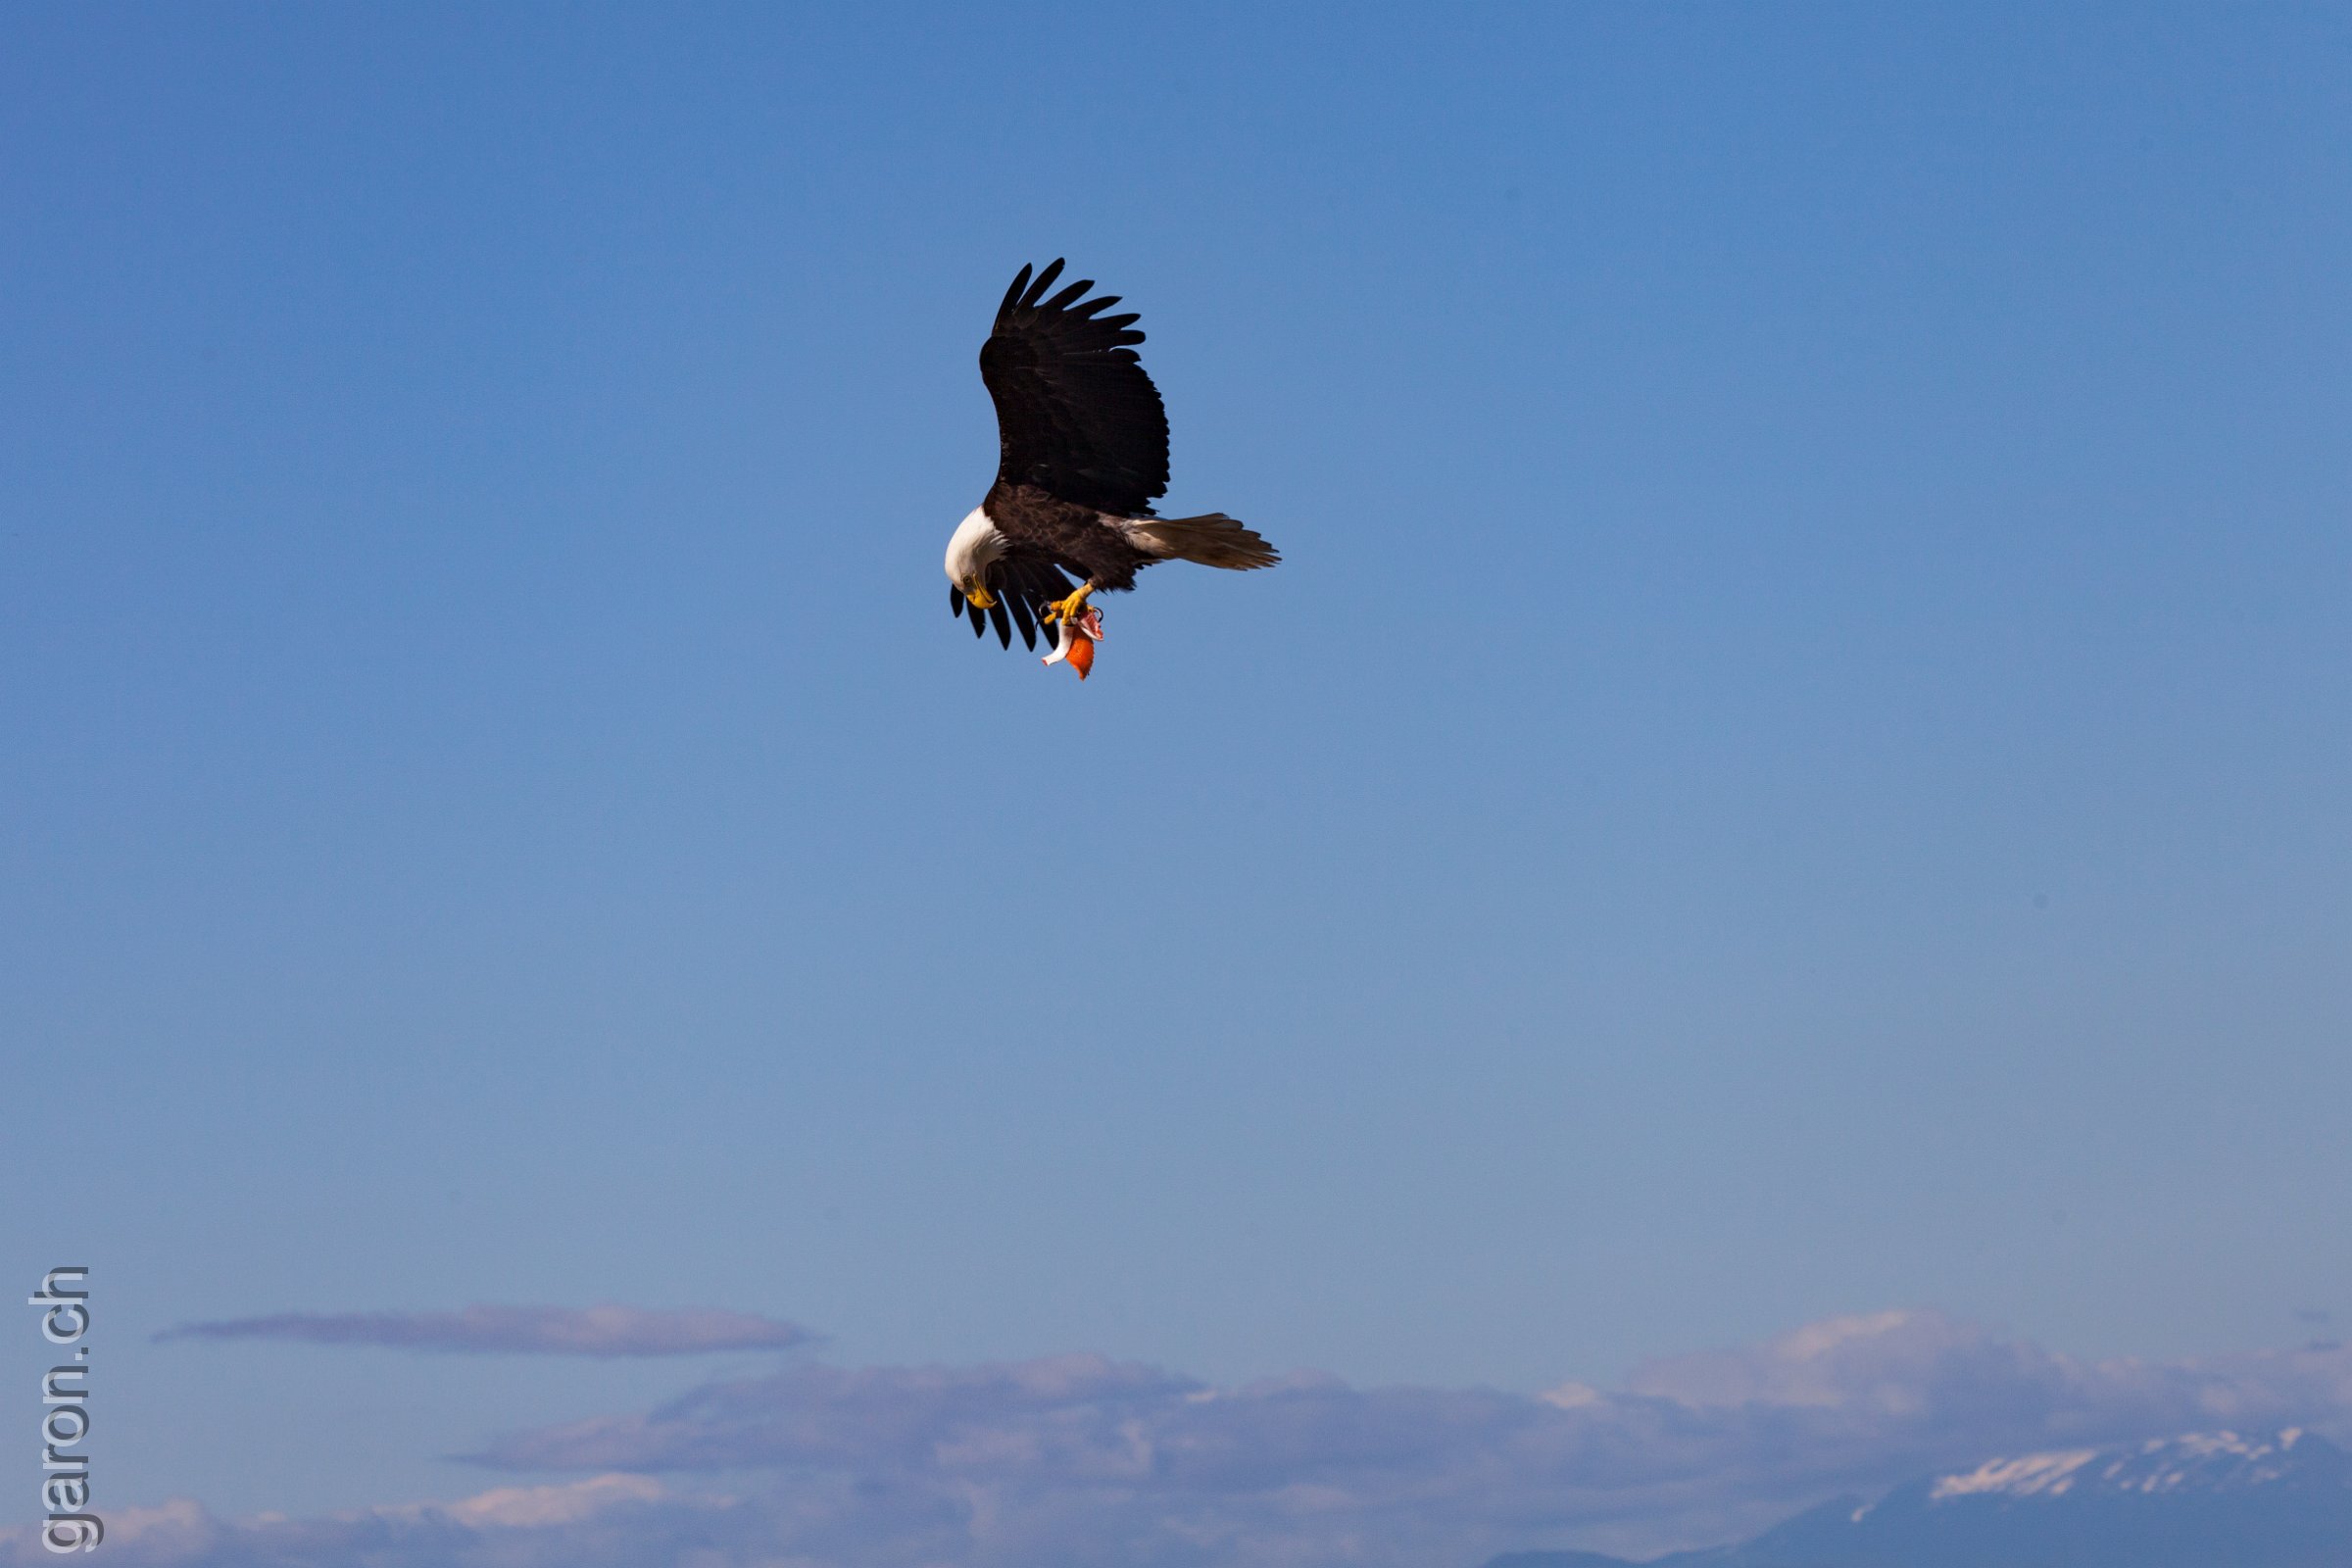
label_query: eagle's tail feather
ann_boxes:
[1126,513,1280,571]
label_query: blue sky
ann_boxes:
[3,3,2348,1558]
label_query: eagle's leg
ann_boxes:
[1041,583,1096,625]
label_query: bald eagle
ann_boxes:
[945,260,1279,656]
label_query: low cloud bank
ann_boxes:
[154,1303,818,1357]
[46,1309,2352,1567]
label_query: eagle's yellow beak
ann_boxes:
[962,578,998,611]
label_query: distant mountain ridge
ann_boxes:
[1486,1429,2352,1568]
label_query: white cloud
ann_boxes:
[25,1310,2352,1568]
[426,1475,673,1529]
[154,1303,818,1357]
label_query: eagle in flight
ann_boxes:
[945,260,1278,669]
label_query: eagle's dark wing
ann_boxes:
[980,260,1169,516]
[949,555,1076,651]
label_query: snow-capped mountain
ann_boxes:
[1908,1428,2340,1506]
[1487,1430,2352,1568]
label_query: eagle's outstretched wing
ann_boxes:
[950,555,1076,651]
[980,260,1169,516]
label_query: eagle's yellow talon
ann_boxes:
[1045,586,1095,624]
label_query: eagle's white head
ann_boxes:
[944,507,1005,610]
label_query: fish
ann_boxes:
[1041,606,1103,679]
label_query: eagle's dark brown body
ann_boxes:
[982,480,1153,592]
